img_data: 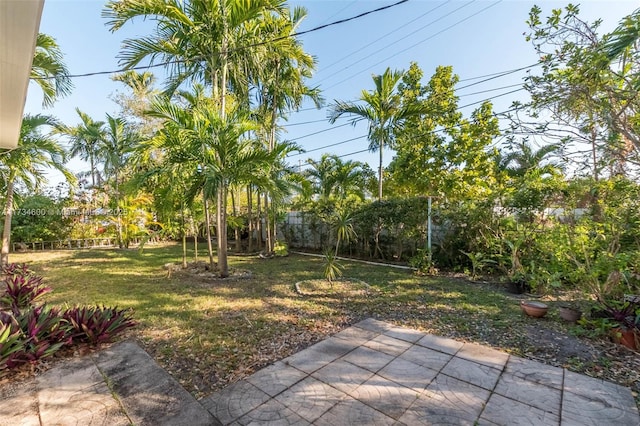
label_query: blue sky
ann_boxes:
[24,0,640,185]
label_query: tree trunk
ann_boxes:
[247,185,253,253]
[256,191,263,249]
[181,204,187,268]
[265,195,272,253]
[217,184,228,278]
[231,188,241,252]
[378,142,384,201]
[203,195,215,270]
[1,179,15,265]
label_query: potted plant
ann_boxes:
[558,304,582,322]
[599,300,639,350]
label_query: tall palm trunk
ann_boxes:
[1,179,15,265]
[114,171,124,249]
[378,143,384,201]
[247,185,253,253]
[181,203,187,268]
[217,183,229,278]
[231,188,241,252]
[265,195,272,253]
[256,192,263,249]
[203,195,215,270]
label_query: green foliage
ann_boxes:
[0,317,24,377]
[322,248,343,285]
[10,194,72,242]
[388,63,500,200]
[274,241,289,257]
[461,251,495,281]
[409,249,437,276]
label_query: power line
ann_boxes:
[457,63,539,83]
[287,89,527,159]
[316,1,452,77]
[295,122,352,140]
[31,0,410,81]
[323,0,503,91]
[316,0,476,87]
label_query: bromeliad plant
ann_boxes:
[0,263,138,377]
[63,305,137,345]
[1,274,52,314]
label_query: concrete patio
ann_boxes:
[1,318,638,425]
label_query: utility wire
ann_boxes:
[287,90,527,159]
[31,0,410,81]
[316,0,452,76]
[324,0,503,91]
[316,0,475,87]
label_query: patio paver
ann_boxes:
[201,319,640,425]
[2,318,639,425]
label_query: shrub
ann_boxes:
[0,275,52,314]
[63,305,137,345]
[9,305,69,368]
[0,315,24,377]
[1,263,34,278]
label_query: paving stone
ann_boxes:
[398,344,453,371]
[342,346,395,373]
[350,374,419,420]
[0,379,40,426]
[456,342,509,370]
[377,357,437,393]
[562,371,640,426]
[398,375,490,425]
[284,338,355,374]
[415,333,464,355]
[504,355,564,390]
[314,396,396,426]
[274,376,346,422]
[333,325,380,345]
[36,356,128,426]
[311,359,374,394]
[440,357,502,391]
[493,372,561,414]
[480,393,559,426]
[236,399,309,426]
[246,362,307,397]
[95,341,215,425]
[353,318,393,333]
[201,380,269,425]
[364,334,412,356]
[383,326,425,343]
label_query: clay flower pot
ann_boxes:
[558,306,582,323]
[520,300,548,318]
[612,328,639,351]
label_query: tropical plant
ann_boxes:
[30,33,73,107]
[9,305,69,367]
[0,318,24,378]
[0,275,52,314]
[63,305,137,346]
[59,108,105,189]
[322,248,343,286]
[329,67,423,200]
[0,115,75,265]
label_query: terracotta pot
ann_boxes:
[612,328,639,350]
[520,300,548,318]
[558,307,581,323]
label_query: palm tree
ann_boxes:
[502,140,563,178]
[30,33,73,108]
[101,115,138,248]
[0,115,75,264]
[329,67,422,200]
[60,108,105,189]
[103,0,290,105]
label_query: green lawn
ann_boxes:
[11,244,639,401]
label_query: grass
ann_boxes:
[8,244,640,402]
